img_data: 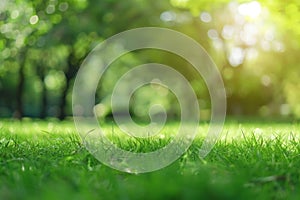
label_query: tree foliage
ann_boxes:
[1,0,300,119]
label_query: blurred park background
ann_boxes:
[0,0,300,120]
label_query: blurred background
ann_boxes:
[0,0,300,120]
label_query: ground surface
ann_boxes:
[0,118,300,200]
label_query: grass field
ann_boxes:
[1,118,300,199]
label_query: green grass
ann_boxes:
[1,118,300,199]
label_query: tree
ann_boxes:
[170,0,300,117]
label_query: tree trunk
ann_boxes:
[14,48,27,119]
[40,79,47,119]
[58,50,79,120]
[39,67,47,119]
[58,76,70,120]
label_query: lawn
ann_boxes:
[1,118,300,200]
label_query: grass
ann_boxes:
[0,118,300,199]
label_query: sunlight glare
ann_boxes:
[222,25,235,40]
[238,1,261,19]
[228,47,245,67]
[240,23,258,46]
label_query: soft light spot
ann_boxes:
[160,11,176,22]
[15,35,25,48]
[59,2,69,12]
[222,25,234,40]
[124,168,132,173]
[228,47,245,67]
[21,164,25,171]
[11,10,19,19]
[159,134,165,139]
[240,23,258,45]
[207,29,219,40]
[261,75,271,86]
[94,103,108,117]
[238,1,261,19]
[29,15,39,25]
[45,71,65,90]
[200,12,211,23]
[46,5,55,14]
